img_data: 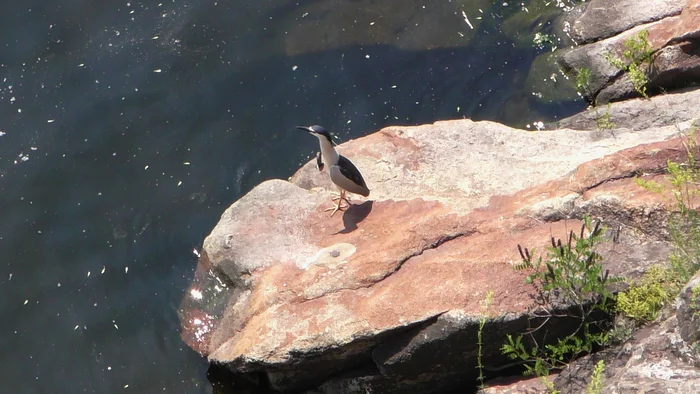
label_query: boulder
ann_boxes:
[676,271,700,350]
[562,0,686,44]
[179,88,700,392]
[554,86,700,131]
[557,0,700,104]
[476,375,554,394]
[487,269,700,393]
[555,284,700,392]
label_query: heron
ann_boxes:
[297,125,370,217]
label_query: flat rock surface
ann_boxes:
[179,89,699,393]
[290,118,686,212]
[555,87,700,131]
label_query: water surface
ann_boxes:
[0,1,584,392]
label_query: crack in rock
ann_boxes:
[580,167,667,194]
[373,231,475,285]
[296,230,475,305]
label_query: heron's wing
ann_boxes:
[315,152,324,171]
[330,155,370,197]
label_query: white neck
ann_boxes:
[316,136,339,167]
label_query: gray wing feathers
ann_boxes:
[330,155,370,197]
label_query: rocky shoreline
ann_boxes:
[179,1,700,392]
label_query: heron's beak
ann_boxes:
[296,126,312,133]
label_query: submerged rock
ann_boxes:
[524,51,580,104]
[282,0,494,54]
[501,1,570,48]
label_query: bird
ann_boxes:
[297,125,370,217]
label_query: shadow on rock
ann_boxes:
[337,200,373,234]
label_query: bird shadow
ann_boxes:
[335,200,373,234]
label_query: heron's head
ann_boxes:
[296,125,335,145]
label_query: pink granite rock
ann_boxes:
[179,88,700,392]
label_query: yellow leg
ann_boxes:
[330,190,351,205]
[324,190,349,217]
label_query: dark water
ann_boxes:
[0,1,584,393]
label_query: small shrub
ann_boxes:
[586,359,605,394]
[605,318,635,345]
[636,123,700,283]
[691,286,700,318]
[541,376,559,394]
[616,265,679,322]
[595,103,615,131]
[476,290,494,389]
[501,218,622,377]
[576,68,592,95]
[604,30,653,98]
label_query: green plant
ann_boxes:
[476,290,494,389]
[616,265,679,322]
[691,286,700,318]
[628,63,649,97]
[501,218,622,377]
[595,103,615,131]
[636,123,700,283]
[534,32,557,52]
[541,375,559,394]
[605,318,635,345]
[604,30,654,98]
[586,359,605,394]
[576,68,592,96]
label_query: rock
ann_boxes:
[289,118,685,212]
[554,86,700,131]
[179,87,700,393]
[558,32,622,102]
[555,314,700,393]
[494,237,700,394]
[650,40,700,90]
[676,271,700,350]
[558,0,700,104]
[493,270,700,394]
[476,375,554,394]
[562,0,686,44]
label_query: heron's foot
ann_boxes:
[330,191,350,204]
[331,196,351,204]
[324,200,349,217]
